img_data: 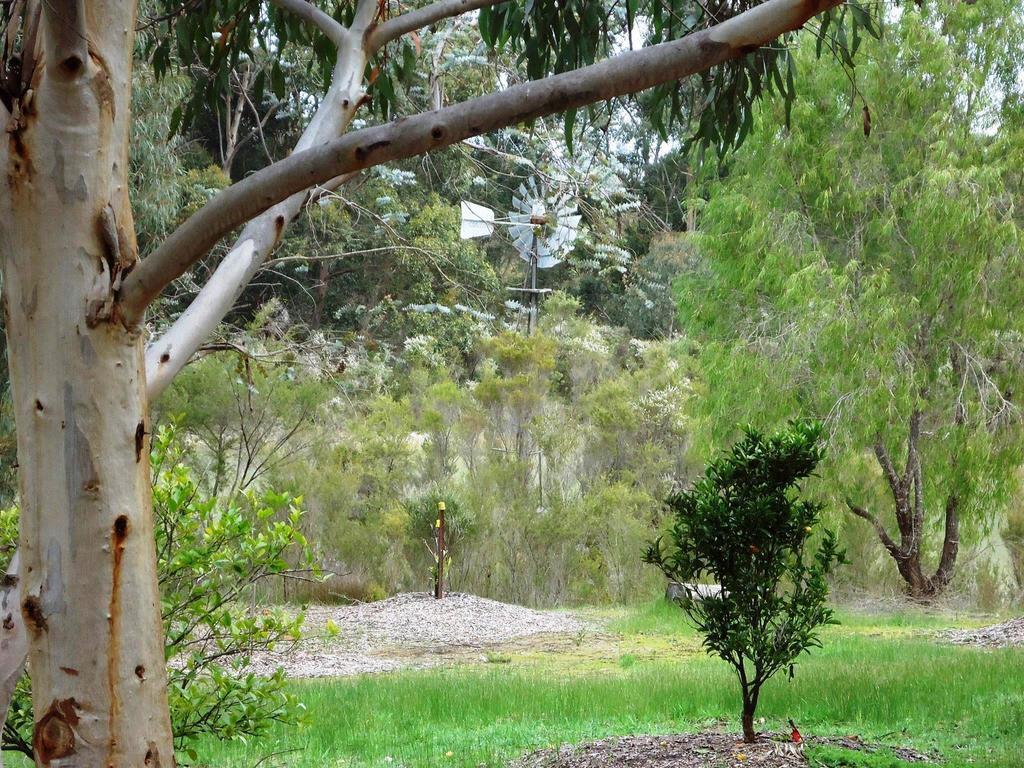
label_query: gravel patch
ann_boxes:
[511,732,932,768]
[244,592,591,679]
[942,616,1024,648]
[243,650,407,679]
[312,592,588,649]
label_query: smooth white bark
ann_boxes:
[145,8,370,399]
[0,0,175,763]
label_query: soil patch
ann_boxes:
[510,732,932,767]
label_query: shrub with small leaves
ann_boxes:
[2,425,313,764]
[645,421,845,743]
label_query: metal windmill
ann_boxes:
[461,177,581,333]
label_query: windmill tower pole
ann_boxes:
[528,232,540,335]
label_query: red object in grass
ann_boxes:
[788,719,802,743]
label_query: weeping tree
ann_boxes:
[680,2,1024,601]
[0,0,879,762]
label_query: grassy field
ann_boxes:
[196,601,1023,768]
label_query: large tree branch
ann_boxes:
[873,432,913,541]
[271,0,348,46]
[908,411,924,544]
[145,39,366,399]
[352,0,379,30]
[366,0,504,54]
[872,435,902,501]
[119,0,841,325]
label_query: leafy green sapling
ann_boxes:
[645,421,845,742]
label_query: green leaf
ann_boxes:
[270,60,286,100]
[564,107,577,155]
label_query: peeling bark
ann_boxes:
[0,0,174,763]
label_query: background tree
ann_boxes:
[645,421,844,743]
[679,2,1024,600]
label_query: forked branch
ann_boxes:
[270,0,348,46]
[366,0,506,54]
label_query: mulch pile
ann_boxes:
[511,732,932,767]
[943,616,1024,648]
[242,592,591,679]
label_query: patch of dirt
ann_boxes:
[245,592,592,679]
[511,732,932,767]
[942,616,1024,648]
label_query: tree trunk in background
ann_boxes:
[0,0,175,763]
[847,411,961,601]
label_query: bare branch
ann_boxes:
[871,435,903,501]
[845,501,903,560]
[270,0,348,46]
[366,0,503,54]
[121,0,842,324]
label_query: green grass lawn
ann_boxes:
[196,602,1023,768]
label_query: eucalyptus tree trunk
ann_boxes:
[0,0,175,763]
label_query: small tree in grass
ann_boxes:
[645,421,845,743]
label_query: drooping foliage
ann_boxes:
[679,1,1024,598]
[131,0,883,160]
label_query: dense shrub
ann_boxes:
[1,425,312,763]
[645,421,845,742]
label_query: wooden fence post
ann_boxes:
[435,500,446,600]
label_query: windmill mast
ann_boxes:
[527,218,541,334]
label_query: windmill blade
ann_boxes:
[459,202,495,239]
